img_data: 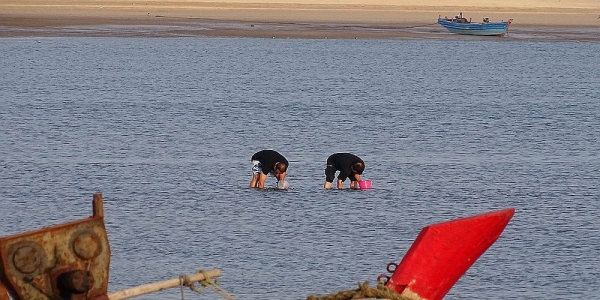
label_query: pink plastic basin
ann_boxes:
[358,180,372,190]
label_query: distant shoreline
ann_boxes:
[2,0,599,39]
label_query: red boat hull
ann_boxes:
[385,208,515,300]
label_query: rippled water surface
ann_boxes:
[1,37,599,299]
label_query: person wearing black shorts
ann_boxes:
[324,153,365,189]
[250,150,289,189]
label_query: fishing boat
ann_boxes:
[438,12,512,36]
[1,193,515,300]
[0,194,226,300]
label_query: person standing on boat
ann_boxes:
[250,149,289,189]
[324,153,365,189]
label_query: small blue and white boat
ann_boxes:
[438,12,512,36]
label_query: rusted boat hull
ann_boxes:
[0,194,110,300]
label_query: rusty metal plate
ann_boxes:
[0,194,110,300]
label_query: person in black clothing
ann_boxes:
[250,150,289,188]
[324,153,365,189]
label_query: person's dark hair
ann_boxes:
[275,162,288,173]
[352,162,365,174]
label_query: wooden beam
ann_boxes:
[107,269,222,300]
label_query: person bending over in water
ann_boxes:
[324,153,365,189]
[250,149,289,189]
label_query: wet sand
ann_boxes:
[1,0,600,40]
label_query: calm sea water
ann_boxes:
[1,37,599,299]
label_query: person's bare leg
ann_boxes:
[250,173,259,188]
[257,173,268,189]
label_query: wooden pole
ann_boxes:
[107,269,222,300]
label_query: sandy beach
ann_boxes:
[1,0,599,39]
